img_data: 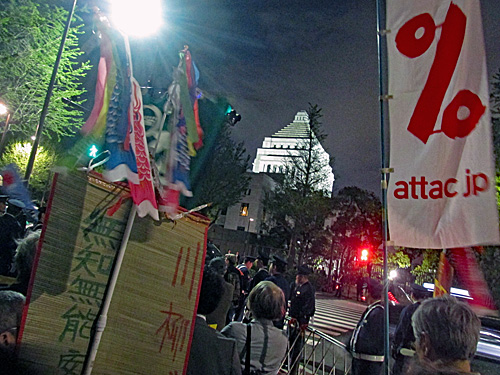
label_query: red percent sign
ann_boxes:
[395,3,486,144]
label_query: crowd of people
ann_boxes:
[0,195,487,375]
[187,251,316,375]
[186,248,484,375]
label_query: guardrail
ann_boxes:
[280,321,352,375]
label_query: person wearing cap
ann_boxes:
[288,265,315,375]
[266,255,290,329]
[235,255,256,321]
[0,196,23,276]
[248,251,269,292]
[349,278,385,375]
[392,283,431,375]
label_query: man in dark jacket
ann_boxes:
[187,267,242,375]
[349,278,384,375]
[391,283,431,375]
[235,256,255,321]
[248,252,269,292]
[289,265,315,374]
[266,255,290,328]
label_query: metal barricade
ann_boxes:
[280,320,352,375]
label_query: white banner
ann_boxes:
[387,0,499,248]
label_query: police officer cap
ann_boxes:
[257,249,269,262]
[297,265,312,276]
[0,194,8,202]
[244,255,256,263]
[8,198,25,208]
[271,255,287,267]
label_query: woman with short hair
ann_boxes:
[221,281,288,375]
[408,295,481,374]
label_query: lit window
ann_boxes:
[240,203,249,216]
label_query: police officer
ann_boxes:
[266,255,290,329]
[289,265,315,374]
[349,278,384,375]
[235,255,256,321]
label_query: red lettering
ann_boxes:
[445,178,458,197]
[429,181,443,199]
[472,173,489,195]
[394,181,409,199]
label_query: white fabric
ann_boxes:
[386,0,499,248]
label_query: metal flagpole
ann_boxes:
[376,0,391,374]
[24,0,78,183]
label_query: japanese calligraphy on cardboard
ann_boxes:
[90,212,208,375]
[18,172,132,374]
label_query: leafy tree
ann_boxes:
[183,97,251,220]
[0,140,56,199]
[264,104,334,266]
[0,0,90,141]
[328,186,382,282]
[411,249,440,285]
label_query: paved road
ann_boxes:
[309,293,366,337]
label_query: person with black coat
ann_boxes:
[349,278,385,375]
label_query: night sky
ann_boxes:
[85,0,500,195]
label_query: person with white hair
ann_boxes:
[408,295,481,375]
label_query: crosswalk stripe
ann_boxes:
[308,297,366,337]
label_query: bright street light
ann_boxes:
[110,0,163,37]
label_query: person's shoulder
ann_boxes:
[221,321,245,335]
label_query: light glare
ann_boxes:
[110,0,163,37]
[0,103,7,115]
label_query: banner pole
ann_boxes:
[376,0,391,374]
[82,204,137,375]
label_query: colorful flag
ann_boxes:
[386,1,499,248]
[81,10,158,220]
[157,47,203,217]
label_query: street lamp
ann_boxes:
[0,103,11,159]
[110,0,163,37]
